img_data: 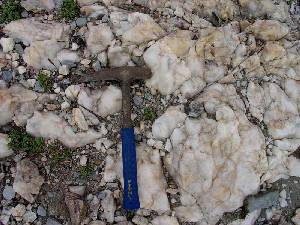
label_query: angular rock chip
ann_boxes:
[151,215,179,225]
[13,159,44,203]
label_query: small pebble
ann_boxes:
[3,185,15,200]
[37,206,47,217]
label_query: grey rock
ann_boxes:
[23,210,37,223]
[46,218,62,225]
[34,81,44,92]
[14,44,24,55]
[3,185,15,200]
[37,205,47,217]
[1,70,13,82]
[70,21,77,30]
[247,191,279,212]
[133,96,143,106]
[92,60,101,71]
[76,17,87,27]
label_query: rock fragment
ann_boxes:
[26,111,103,147]
[85,23,114,55]
[0,134,13,158]
[13,159,44,203]
[101,190,116,223]
[4,18,70,45]
[21,0,57,11]
[0,37,15,53]
[65,192,87,225]
[247,20,289,41]
[152,106,186,140]
[151,215,179,225]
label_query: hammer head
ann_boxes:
[79,66,152,84]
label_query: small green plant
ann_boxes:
[8,129,44,153]
[143,107,157,121]
[60,0,80,20]
[37,72,53,92]
[53,148,72,163]
[287,0,295,5]
[0,0,22,24]
[79,165,93,178]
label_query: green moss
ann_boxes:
[143,107,157,121]
[37,72,53,92]
[60,0,80,20]
[53,148,72,163]
[8,128,44,153]
[79,165,93,177]
[0,0,22,24]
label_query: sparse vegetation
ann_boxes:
[143,107,157,121]
[60,0,80,20]
[52,148,72,163]
[8,128,44,153]
[0,0,22,24]
[37,72,53,92]
[79,165,93,177]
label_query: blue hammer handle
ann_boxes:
[121,128,140,210]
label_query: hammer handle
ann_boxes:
[121,128,140,210]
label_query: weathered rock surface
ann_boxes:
[0,37,15,53]
[122,12,165,44]
[77,85,122,117]
[101,190,116,223]
[65,192,87,225]
[292,208,300,225]
[23,40,65,70]
[26,111,103,147]
[246,20,289,41]
[4,18,70,45]
[0,134,13,158]
[164,84,267,224]
[0,85,38,126]
[137,145,170,213]
[143,30,193,95]
[152,106,186,140]
[21,0,60,11]
[85,23,114,55]
[13,159,44,203]
[151,215,179,225]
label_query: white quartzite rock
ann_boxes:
[151,215,179,225]
[152,106,186,140]
[4,18,70,45]
[13,159,44,203]
[122,12,165,44]
[0,85,38,126]
[164,84,267,224]
[21,0,59,11]
[23,40,65,70]
[0,37,15,53]
[26,111,103,147]
[137,145,170,213]
[77,85,122,117]
[85,23,114,55]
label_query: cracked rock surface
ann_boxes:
[0,0,300,224]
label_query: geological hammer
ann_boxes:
[79,66,152,210]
